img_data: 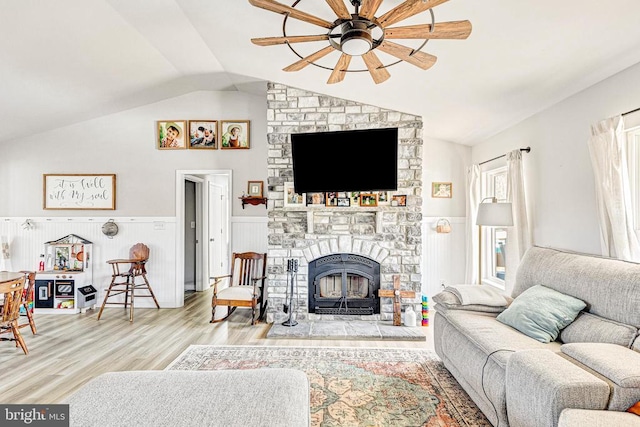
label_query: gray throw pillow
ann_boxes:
[496,285,586,343]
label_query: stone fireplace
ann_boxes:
[265,83,423,323]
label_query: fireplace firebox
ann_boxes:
[308,253,380,315]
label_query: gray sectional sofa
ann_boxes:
[434,246,640,427]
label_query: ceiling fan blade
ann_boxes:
[360,0,384,20]
[252,34,330,46]
[385,20,472,40]
[283,46,336,72]
[377,41,437,70]
[249,0,334,29]
[327,54,352,84]
[325,0,352,20]
[377,0,450,28]
[362,51,391,84]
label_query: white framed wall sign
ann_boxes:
[43,174,116,210]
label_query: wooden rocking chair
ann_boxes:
[210,252,267,325]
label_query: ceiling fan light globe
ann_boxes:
[341,37,372,56]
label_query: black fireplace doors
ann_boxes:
[308,254,380,315]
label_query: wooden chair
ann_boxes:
[0,276,28,355]
[17,271,37,335]
[211,252,267,325]
[97,243,160,322]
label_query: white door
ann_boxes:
[209,182,226,278]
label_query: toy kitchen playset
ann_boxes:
[35,234,97,313]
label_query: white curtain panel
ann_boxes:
[465,164,480,284]
[505,150,531,294]
[506,149,531,259]
[588,116,640,261]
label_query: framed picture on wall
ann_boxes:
[432,182,452,198]
[284,182,305,208]
[157,120,187,149]
[220,120,250,149]
[188,120,217,149]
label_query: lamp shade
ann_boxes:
[476,202,513,226]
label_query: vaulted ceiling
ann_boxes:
[2,0,640,145]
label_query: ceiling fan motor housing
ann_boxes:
[340,19,372,56]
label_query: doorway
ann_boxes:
[176,170,232,307]
[184,180,197,293]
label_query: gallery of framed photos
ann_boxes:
[156,120,250,150]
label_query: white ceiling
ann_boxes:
[2,0,640,145]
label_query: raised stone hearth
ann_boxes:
[266,83,423,323]
[267,320,426,341]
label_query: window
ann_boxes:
[481,167,508,288]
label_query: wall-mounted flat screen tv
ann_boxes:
[291,127,398,193]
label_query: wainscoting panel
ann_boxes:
[423,217,467,297]
[0,217,178,308]
[231,217,268,254]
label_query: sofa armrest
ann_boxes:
[506,349,610,427]
[561,343,640,411]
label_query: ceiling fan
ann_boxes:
[249,0,472,84]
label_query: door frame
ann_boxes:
[175,169,232,307]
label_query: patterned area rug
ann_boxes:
[167,346,490,427]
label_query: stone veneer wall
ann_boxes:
[266,83,423,323]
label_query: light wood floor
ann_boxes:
[0,290,433,404]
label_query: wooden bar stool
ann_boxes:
[97,243,160,322]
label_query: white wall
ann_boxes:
[0,90,269,307]
[421,137,470,294]
[472,61,640,256]
[0,90,268,218]
[423,137,470,218]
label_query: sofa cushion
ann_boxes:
[497,285,585,343]
[561,343,640,411]
[560,312,638,348]
[561,343,640,388]
[514,247,640,328]
[439,309,561,369]
[634,336,640,353]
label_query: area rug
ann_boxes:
[166,346,490,427]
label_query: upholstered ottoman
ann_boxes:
[65,369,310,427]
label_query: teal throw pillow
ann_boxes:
[496,285,586,343]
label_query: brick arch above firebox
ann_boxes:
[298,235,389,265]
